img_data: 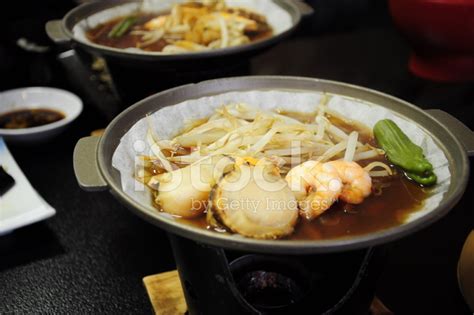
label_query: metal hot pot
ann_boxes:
[46,0,313,103]
[73,76,474,314]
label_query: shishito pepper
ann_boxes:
[374,119,437,186]
[405,171,437,186]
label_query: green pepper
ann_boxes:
[405,171,437,186]
[108,16,137,38]
[374,119,437,186]
[374,119,433,174]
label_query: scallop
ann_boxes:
[210,163,299,239]
[153,155,233,218]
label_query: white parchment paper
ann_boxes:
[72,0,293,54]
[112,90,451,223]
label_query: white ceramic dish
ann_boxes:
[0,87,83,143]
[0,138,56,235]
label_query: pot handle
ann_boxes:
[45,20,70,44]
[426,109,474,157]
[73,136,108,191]
[292,0,314,17]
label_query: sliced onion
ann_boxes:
[315,116,327,141]
[146,130,175,173]
[353,150,380,161]
[327,124,349,141]
[369,170,392,177]
[218,15,228,48]
[364,161,393,174]
[317,140,347,162]
[344,131,358,162]
[248,125,278,154]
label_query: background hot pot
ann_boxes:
[46,0,313,104]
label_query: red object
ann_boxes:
[389,0,474,82]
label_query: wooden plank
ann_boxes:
[143,270,188,315]
[144,270,393,315]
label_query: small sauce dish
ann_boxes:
[0,87,83,143]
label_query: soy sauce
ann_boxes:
[0,108,65,129]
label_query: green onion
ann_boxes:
[108,16,137,38]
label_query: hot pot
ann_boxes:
[73,75,474,253]
[46,0,313,103]
[73,76,473,313]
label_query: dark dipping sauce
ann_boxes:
[149,111,429,240]
[0,108,65,129]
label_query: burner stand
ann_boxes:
[168,234,387,315]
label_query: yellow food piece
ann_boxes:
[144,15,168,30]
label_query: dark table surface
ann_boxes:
[1,8,474,315]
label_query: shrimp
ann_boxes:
[286,161,343,220]
[326,160,372,204]
[285,160,319,201]
[285,160,372,220]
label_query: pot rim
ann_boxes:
[97,76,470,254]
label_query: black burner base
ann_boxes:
[230,255,311,313]
[168,234,387,315]
[106,57,252,106]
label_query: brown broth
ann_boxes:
[87,15,168,51]
[289,175,427,240]
[86,11,273,52]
